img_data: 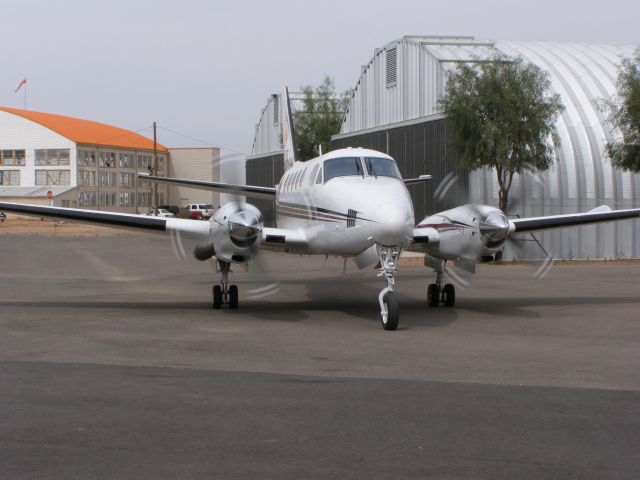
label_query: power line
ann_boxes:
[156,125,246,156]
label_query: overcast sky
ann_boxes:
[2,0,639,155]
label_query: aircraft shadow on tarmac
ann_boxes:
[1,293,638,330]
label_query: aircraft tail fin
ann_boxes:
[281,85,299,170]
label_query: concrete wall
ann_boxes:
[168,148,220,209]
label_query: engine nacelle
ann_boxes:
[417,204,511,260]
[208,202,263,263]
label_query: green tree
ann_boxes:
[439,54,564,212]
[605,49,640,171]
[294,75,351,161]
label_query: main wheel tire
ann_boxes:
[443,283,455,307]
[427,284,439,307]
[229,285,239,309]
[212,285,222,309]
[381,292,399,331]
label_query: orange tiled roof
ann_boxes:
[0,107,168,152]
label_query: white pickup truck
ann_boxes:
[185,203,214,220]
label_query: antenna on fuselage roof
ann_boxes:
[282,85,300,171]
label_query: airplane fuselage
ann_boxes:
[273,148,415,256]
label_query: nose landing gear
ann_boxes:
[377,246,401,330]
[212,260,239,309]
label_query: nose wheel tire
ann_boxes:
[381,292,399,331]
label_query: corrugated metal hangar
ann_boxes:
[332,36,640,259]
[246,93,304,225]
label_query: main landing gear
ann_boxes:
[377,246,401,331]
[212,260,239,309]
[427,261,455,307]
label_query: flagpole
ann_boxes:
[24,82,27,110]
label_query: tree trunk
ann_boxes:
[499,187,508,212]
[495,167,514,213]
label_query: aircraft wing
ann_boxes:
[0,202,211,238]
[0,202,310,253]
[511,206,640,233]
[140,174,276,199]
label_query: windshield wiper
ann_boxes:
[368,159,377,179]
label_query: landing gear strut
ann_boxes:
[212,260,239,309]
[377,246,401,331]
[427,261,455,307]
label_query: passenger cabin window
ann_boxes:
[324,157,364,182]
[309,164,319,186]
[364,157,402,180]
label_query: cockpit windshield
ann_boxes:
[364,157,402,180]
[324,157,364,182]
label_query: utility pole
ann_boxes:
[153,121,158,215]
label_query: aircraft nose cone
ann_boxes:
[373,202,412,246]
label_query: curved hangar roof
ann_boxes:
[0,106,167,152]
[337,36,639,258]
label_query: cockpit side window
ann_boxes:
[364,157,402,180]
[324,157,364,182]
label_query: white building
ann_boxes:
[0,107,168,212]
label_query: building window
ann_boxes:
[119,191,133,206]
[35,149,70,166]
[99,191,117,207]
[0,170,20,185]
[137,154,152,170]
[119,172,134,188]
[137,192,151,207]
[99,171,117,187]
[35,169,70,186]
[78,170,96,186]
[0,150,25,166]
[119,153,133,168]
[77,191,96,207]
[77,150,96,167]
[386,47,397,87]
[99,151,116,168]
[157,154,165,172]
[273,94,279,124]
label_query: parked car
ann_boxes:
[185,203,214,220]
[158,205,180,216]
[143,208,176,218]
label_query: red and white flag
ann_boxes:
[14,78,27,93]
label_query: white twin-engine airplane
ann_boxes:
[2,89,640,330]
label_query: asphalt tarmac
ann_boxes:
[1,235,639,479]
